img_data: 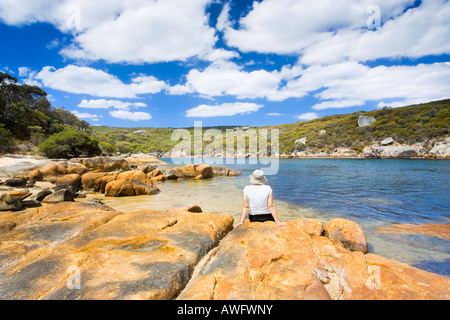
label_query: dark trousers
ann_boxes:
[249,214,275,223]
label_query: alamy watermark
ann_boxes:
[66,5,82,31]
[367,5,381,30]
[170,121,280,175]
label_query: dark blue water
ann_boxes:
[162,158,450,276]
[265,159,450,225]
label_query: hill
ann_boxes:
[274,99,449,154]
[90,99,449,157]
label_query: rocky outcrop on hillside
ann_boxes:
[283,136,450,159]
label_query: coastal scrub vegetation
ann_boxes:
[274,99,449,154]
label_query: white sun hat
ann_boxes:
[249,169,268,185]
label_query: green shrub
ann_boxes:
[39,129,101,159]
[99,141,117,155]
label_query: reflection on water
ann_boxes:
[93,157,449,276]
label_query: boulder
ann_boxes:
[26,169,43,181]
[5,178,27,188]
[358,116,376,127]
[81,172,118,193]
[72,157,130,172]
[195,164,214,179]
[148,169,163,178]
[295,137,307,145]
[211,166,243,177]
[113,170,160,195]
[35,190,52,202]
[389,146,418,158]
[7,191,32,201]
[41,189,75,203]
[39,162,68,179]
[21,200,42,208]
[429,144,450,158]
[67,162,88,175]
[55,174,82,193]
[183,165,198,178]
[0,194,23,211]
[131,180,160,196]
[363,147,377,158]
[81,170,160,197]
[371,146,391,158]
[166,167,185,180]
[104,179,136,197]
[211,166,228,176]
[138,164,155,174]
[372,145,418,158]
[380,137,394,146]
[323,218,368,253]
[151,174,166,182]
[116,170,153,185]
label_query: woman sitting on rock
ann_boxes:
[234,169,287,229]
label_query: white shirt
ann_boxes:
[243,184,272,215]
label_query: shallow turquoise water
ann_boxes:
[100,158,450,276]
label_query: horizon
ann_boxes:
[1,0,449,129]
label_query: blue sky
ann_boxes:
[0,0,449,128]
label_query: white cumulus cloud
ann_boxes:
[185,102,263,118]
[34,65,167,98]
[109,110,152,121]
[296,112,319,121]
[220,0,416,56]
[78,99,147,110]
[172,61,291,101]
[71,110,101,121]
[0,0,218,64]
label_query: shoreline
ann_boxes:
[0,155,449,299]
[0,149,449,169]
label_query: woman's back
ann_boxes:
[243,184,272,215]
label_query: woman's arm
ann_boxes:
[234,193,249,228]
[268,192,287,229]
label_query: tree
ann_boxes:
[39,129,101,159]
[0,124,13,153]
[0,72,87,140]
